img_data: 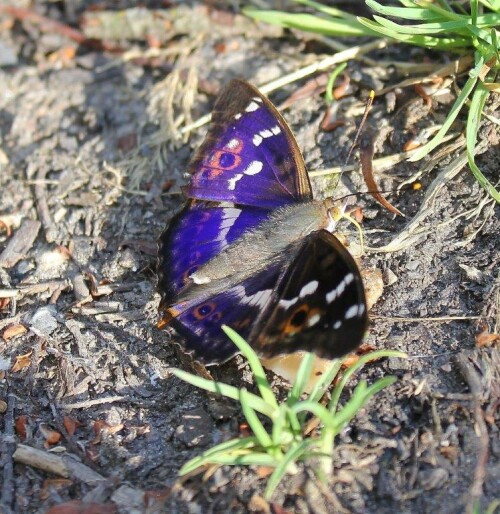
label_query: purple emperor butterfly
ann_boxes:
[157,79,367,364]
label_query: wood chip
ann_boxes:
[0,219,41,268]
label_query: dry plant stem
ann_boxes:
[454,354,490,514]
[180,39,389,135]
[0,391,16,514]
[366,143,487,253]
[310,133,458,178]
[34,167,57,243]
[59,395,128,410]
[371,315,483,322]
[375,55,474,96]
[13,444,107,484]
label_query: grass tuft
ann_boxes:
[172,326,406,499]
[244,0,500,202]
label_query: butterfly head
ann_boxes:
[323,197,347,233]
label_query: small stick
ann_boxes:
[0,6,122,53]
[13,444,106,484]
[0,390,16,514]
[0,220,41,268]
[454,353,490,514]
[34,167,57,243]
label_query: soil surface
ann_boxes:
[0,2,498,514]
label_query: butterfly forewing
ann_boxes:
[250,231,367,360]
[184,79,313,208]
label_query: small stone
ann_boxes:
[418,468,449,490]
[440,363,452,372]
[29,305,58,336]
[174,407,212,447]
[383,268,398,286]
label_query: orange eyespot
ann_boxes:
[207,150,242,171]
[281,305,322,335]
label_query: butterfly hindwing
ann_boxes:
[166,264,283,364]
[184,79,313,208]
[250,230,367,360]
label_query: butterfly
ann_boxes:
[157,79,367,365]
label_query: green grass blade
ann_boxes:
[325,62,348,104]
[179,436,260,474]
[291,0,359,22]
[408,59,483,162]
[171,368,275,418]
[307,359,343,404]
[244,8,377,37]
[357,17,470,49]
[372,15,471,36]
[331,377,398,431]
[240,388,277,454]
[466,84,500,201]
[264,439,316,500]
[288,352,315,404]
[328,350,407,414]
[222,326,279,410]
[365,0,444,20]
[205,452,279,467]
[290,400,337,429]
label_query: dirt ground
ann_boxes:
[0,2,498,513]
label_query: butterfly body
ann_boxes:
[158,79,368,365]
[185,199,333,292]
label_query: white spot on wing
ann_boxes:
[244,161,263,176]
[246,101,259,112]
[260,129,273,138]
[228,173,243,190]
[271,125,281,135]
[333,320,342,329]
[217,208,241,246]
[326,273,355,304]
[307,313,321,327]
[226,138,239,149]
[234,286,272,308]
[344,305,359,319]
[300,280,319,297]
[253,134,263,146]
[279,297,298,309]
[253,96,263,103]
[234,113,242,120]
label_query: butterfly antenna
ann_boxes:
[336,90,375,251]
[343,90,375,169]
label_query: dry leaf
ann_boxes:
[3,324,27,341]
[45,500,118,514]
[40,478,73,500]
[11,350,33,372]
[475,328,500,348]
[40,423,62,446]
[63,416,81,437]
[15,415,28,440]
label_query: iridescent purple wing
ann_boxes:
[184,79,312,209]
[164,264,282,364]
[158,201,270,309]
[250,231,367,360]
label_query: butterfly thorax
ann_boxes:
[177,199,333,303]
